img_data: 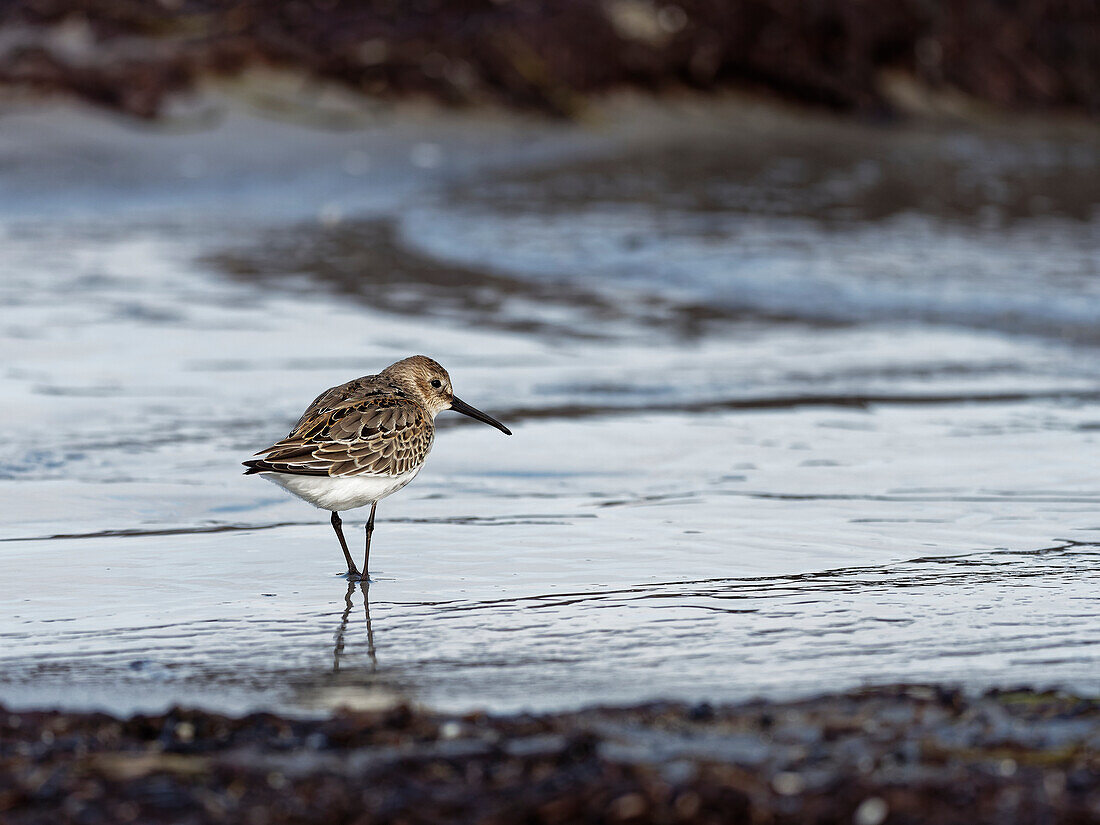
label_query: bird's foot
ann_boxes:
[343,569,373,583]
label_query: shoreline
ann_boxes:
[1,1,1097,122]
[4,685,1099,823]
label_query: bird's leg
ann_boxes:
[362,502,377,581]
[331,511,359,578]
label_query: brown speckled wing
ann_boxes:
[252,397,434,477]
[294,375,403,426]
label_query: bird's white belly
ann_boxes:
[259,468,421,512]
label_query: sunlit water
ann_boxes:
[1,100,1099,715]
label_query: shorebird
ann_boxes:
[244,355,511,580]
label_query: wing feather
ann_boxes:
[249,396,433,478]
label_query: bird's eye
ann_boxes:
[430,379,442,389]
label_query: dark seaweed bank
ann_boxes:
[0,0,1098,120]
[3,686,1100,824]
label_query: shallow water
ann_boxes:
[1,99,1099,715]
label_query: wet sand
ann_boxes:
[4,686,1100,824]
[1,99,1099,721]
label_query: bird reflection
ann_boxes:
[333,580,376,672]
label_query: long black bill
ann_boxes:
[450,396,512,435]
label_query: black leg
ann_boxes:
[363,502,377,580]
[331,511,359,577]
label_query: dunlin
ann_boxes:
[245,356,511,580]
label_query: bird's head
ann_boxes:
[382,355,511,434]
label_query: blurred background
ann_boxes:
[1,0,1099,716]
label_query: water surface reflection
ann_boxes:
[333,581,376,674]
[0,104,1098,715]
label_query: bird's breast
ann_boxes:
[259,468,422,512]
